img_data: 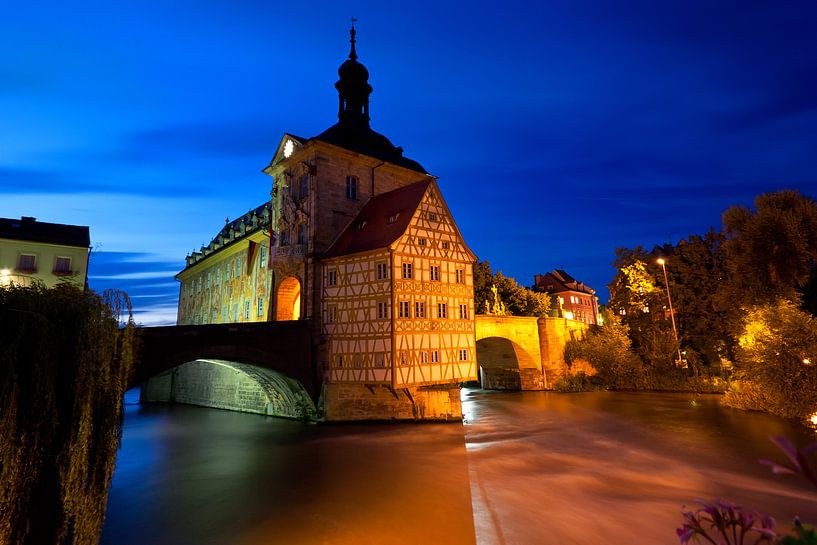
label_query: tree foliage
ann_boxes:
[722,190,817,305]
[473,260,551,317]
[0,284,135,545]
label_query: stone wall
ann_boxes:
[323,383,462,421]
[538,317,591,386]
[141,360,315,420]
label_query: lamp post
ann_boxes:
[657,258,683,366]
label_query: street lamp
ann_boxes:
[657,258,683,366]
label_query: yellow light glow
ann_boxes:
[563,311,574,320]
[805,358,813,366]
[810,412,817,426]
[657,258,665,265]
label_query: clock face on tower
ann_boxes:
[283,139,295,158]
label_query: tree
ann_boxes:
[472,260,551,317]
[722,190,817,307]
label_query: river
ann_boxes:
[102,389,817,545]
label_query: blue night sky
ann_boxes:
[2,1,815,325]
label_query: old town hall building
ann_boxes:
[174,27,477,419]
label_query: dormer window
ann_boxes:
[388,213,399,224]
[356,220,367,230]
[427,212,437,221]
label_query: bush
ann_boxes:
[553,371,598,392]
[0,283,134,545]
[564,322,644,389]
[722,299,817,420]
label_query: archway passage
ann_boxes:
[141,359,316,420]
[276,276,301,321]
[476,337,541,390]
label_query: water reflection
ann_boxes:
[102,399,476,545]
[463,390,817,545]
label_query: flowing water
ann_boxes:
[102,389,817,545]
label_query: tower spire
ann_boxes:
[349,18,358,60]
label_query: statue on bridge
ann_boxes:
[484,284,508,316]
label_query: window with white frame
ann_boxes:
[402,262,413,279]
[420,352,428,364]
[244,301,250,320]
[437,303,447,319]
[260,246,267,268]
[456,269,465,283]
[429,265,439,281]
[16,254,36,272]
[399,301,410,319]
[415,301,426,318]
[459,304,469,320]
[257,296,264,317]
[431,350,439,363]
[53,256,72,274]
[327,269,337,286]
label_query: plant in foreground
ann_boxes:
[677,499,776,545]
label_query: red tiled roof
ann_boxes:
[322,179,431,259]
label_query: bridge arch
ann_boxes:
[141,359,316,420]
[474,315,545,390]
[276,276,301,321]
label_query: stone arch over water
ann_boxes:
[476,336,540,390]
[276,276,301,321]
[141,359,316,420]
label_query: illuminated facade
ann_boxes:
[321,179,477,389]
[174,27,476,418]
[533,269,599,325]
[0,216,90,288]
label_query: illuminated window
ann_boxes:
[418,238,426,246]
[346,175,358,200]
[456,269,464,283]
[430,265,440,281]
[459,304,469,319]
[257,296,264,317]
[260,246,267,268]
[327,269,337,286]
[244,301,250,320]
[437,303,447,319]
[399,301,410,318]
[427,212,437,221]
[377,301,389,319]
[376,262,388,280]
[442,242,450,250]
[53,257,72,274]
[415,301,426,318]
[431,350,439,363]
[459,349,468,361]
[236,257,242,276]
[16,254,36,272]
[402,262,413,279]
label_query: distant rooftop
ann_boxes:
[0,216,90,248]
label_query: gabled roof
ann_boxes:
[537,270,596,295]
[322,179,432,259]
[0,216,90,248]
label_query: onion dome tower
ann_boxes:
[335,23,373,128]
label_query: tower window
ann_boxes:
[346,175,358,200]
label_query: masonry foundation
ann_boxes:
[323,383,463,421]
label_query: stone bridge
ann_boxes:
[133,321,318,419]
[475,315,591,390]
